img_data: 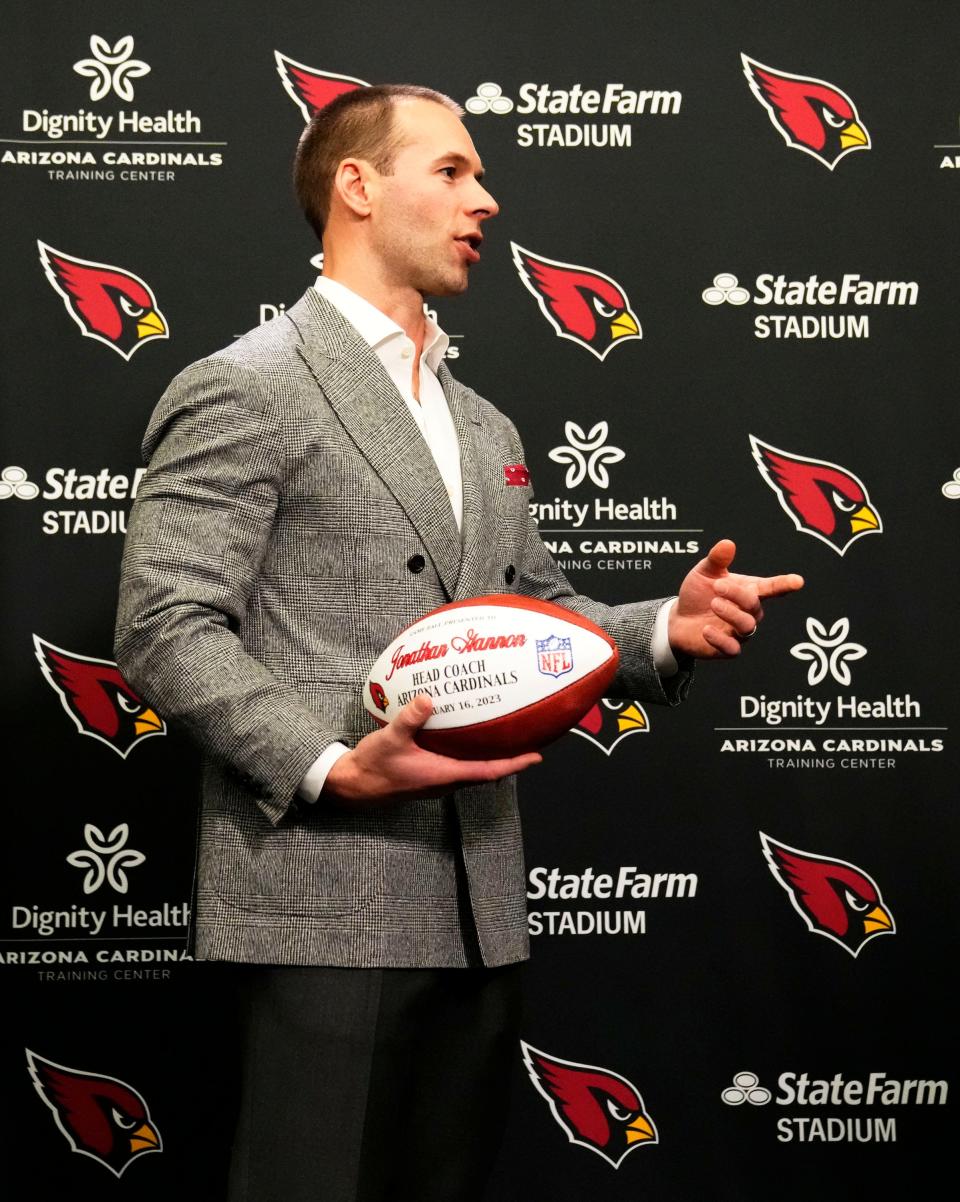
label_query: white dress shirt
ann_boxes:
[299,276,676,802]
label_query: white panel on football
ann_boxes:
[364,603,611,730]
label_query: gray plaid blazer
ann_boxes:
[115,288,690,968]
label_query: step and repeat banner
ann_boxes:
[1,2,956,1197]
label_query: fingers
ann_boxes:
[700,539,737,577]
[755,572,805,598]
[702,623,743,657]
[459,751,543,782]
[713,577,762,615]
[710,595,761,636]
[390,694,434,737]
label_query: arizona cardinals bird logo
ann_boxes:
[274,51,367,121]
[511,243,641,361]
[572,698,649,755]
[33,635,166,758]
[38,241,167,360]
[27,1050,162,1177]
[521,1042,657,1168]
[760,832,894,957]
[750,435,881,555]
[742,54,870,169]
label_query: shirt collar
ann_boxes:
[314,275,449,373]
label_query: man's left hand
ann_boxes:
[668,539,804,659]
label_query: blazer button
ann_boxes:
[407,554,426,574]
[504,564,516,585]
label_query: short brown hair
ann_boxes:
[293,84,463,240]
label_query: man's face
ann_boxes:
[367,98,499,297]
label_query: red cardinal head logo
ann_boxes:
[369,681,388,713]
[742,54,870,169]
[33,635,166,758]
[27,1049,162,1177]
[572,699,649,755]
[750,435,881,555]
[521,1042,657,1168]
[274,51,367,122]
[511,243,641,361]
[761,832,895,957]
[38,241,168,360]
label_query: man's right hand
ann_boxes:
[322,694,542,808]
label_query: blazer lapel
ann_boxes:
[289,289,463,599]
[441,365,497,601]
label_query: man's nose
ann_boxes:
[472,183,499,220]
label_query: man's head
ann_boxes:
[294,85,498,298]
[294,85,462,240]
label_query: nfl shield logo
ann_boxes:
[537,634,573,678]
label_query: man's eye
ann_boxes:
[440,166,456,177]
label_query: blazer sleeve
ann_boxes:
[114,357,340,825]
[505,420,693,708]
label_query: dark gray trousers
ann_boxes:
[228,962,524,1202]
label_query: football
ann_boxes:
[363,594,619,758]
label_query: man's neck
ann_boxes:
[322,257,426,350]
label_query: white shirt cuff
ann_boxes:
[298,742,350,803]
[651,598,679,678]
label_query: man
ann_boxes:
[115,85,801,1201]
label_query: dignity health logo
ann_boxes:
[549,422,624,489]
[73,35,150,102]
[790,617,866,686]
[67,825,145,895]
[5,33,221,182]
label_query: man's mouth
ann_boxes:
[455,233,482,263]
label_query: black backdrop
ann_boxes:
[1,1,957,1197]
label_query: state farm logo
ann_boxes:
[571,698,650,755]
[3,33,223,183]
[750,435,881,555]
[0,466,39,500]
[722,1064,947,1145]
[67,824,145,895]
[2,463,144,535]
[534,421,695,573]
[742,54,870,169]
[39,241,168,359]
[761,832,894,957]
[274,51,367,121]
[73,35,150,101]
[34,635,166,758]
[27,1050,162,1177]
[703,270,918,340]
[522,1043,657,1166]
[702,273,750,306]
[527,864,695,938]
[721,1071,771,1106]
[465,78,681,149]
[512,244,641,360]
[464,82,514,115]
[943,468,960,499]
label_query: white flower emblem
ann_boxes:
[66,824,145,894]
[790,617,867,687]
[548,421,624,489]
[74,35,150,103]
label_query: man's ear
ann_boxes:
[332,158,376,219]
